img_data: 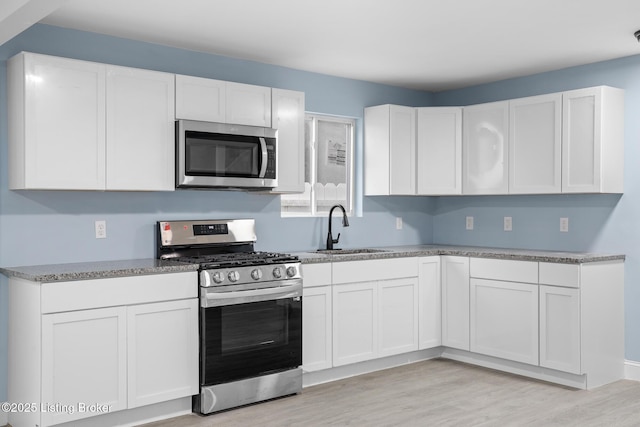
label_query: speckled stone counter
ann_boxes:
[0,258,198,282]
[294,245,625,265]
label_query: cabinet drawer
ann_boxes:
[332,257,418,284]
[539,262,580,288]
[301,263,332,288]
[470,258,538,283]
[41,272,197,313]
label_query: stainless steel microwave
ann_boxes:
[176,120,277,189]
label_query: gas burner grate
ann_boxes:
[176,251,298,269]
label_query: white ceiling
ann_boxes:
[8,0,640,91]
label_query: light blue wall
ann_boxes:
[0,24,435,402]
[433,54,640,362]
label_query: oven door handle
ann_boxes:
[258,137,268,178]
[201,281,302,307]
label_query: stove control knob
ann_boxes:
[251,268,263,280]
[228,271,240,283]
[272,267,283,279]
[212,271,225,284]
[286,266,298,278]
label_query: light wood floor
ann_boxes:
[143,359,640,426]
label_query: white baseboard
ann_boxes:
[1,403,7,426]
[625,359,640,381]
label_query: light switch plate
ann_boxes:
[504,216,512,231]
[466,216,474,230]
[396,217,403,230]
[95,220,107,239]
[560,217,569,232]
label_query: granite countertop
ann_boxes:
[293,245,626,265]
[0,245,625,283]
[0,259,199,283]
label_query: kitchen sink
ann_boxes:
[312,248,390,255]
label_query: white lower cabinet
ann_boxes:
[127,299,199,408]
[42,307,128,426]
[470,278,539,365]
[303,286,333,372]
[441,256,470,350]
[378,278,419,357]
[299,255,623,390]
[331,257,419,367]
[539,285,581,374]
[418,256,441,349]
[8,272,198,427]
[333,281,378,366]
[301,261,333,372]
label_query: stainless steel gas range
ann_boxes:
[156,219,302,415]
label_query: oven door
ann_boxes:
[200,280,302,386]
[176,120,277,188]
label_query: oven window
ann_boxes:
[221,301,289,353]
[185,132,260,177]
[201,298,302,386]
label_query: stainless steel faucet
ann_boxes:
[326,204,349,250]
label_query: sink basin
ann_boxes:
[312,248,389,255]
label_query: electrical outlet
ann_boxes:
[466,216,474,230]
[396,217,403,230]
[504,216,512,231]
[560,217,569,232]
[95,220,107,239]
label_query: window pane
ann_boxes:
[316,119,350,214]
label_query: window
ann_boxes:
[281,113,354,217]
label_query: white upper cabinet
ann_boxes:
[562,86,624,193]
[8,52,106,190]
[416,107,462,195]
[8,52,175,191]
[364,104,415,195]
[463,101,509,194]
[269,88,306,193]
[106,66,175,191]
[175,76,272,127]
[226,81,272,127]
[509,93,562,194]
[175,74,226,122]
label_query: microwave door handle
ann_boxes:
[258,137,268,178]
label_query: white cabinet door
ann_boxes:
[389,105,416,195]
[416,107,462,195]
[106,66,175,191]
[333,281,378,366]
[303,286,333,372]
[270,88,306,193]
[441,256,470,350]
[562,86,624,193]
[42,307,127,426]
[379,278,419,357]
[364,104,415,195]
[539,285,581,374]
[364,105,391,195]
[127,299,199,408]
[463,101,509,194]
[8,52,106,190]
[509,93,562,194]
[419,256,441,349]
[470,278,539,365]
[226,81,272,127]
[175,74,226,122]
